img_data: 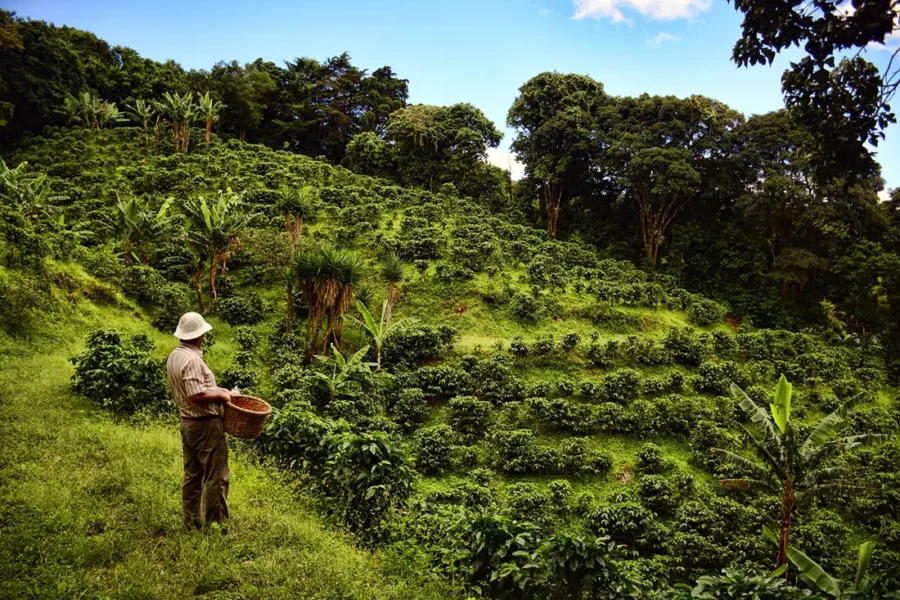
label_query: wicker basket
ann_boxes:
[223,395,272,439]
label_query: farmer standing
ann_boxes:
[166,312,232,531]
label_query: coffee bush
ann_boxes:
[71,330,166,414]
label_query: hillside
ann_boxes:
[2,127,899,597]
[0,302,450,599]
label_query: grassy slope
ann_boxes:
[0,304,449,600]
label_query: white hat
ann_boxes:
[173,312,213,340]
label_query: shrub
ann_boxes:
[509,336,529,358]
[323,431,415,538]
[663,328,706,366]
[391,387,429,432]
[636,443,667,473]
[447,396,492,438]
[585,501,659,549]
[687,296,726,326]
[505,482,552,524]
[511,292,539,323]
[560,333,581,352]
[548,480,572,509]
[587,340,618,368]
[219,364,259,391]
[558,437,613,476]
[601,369,641,405]
[638,474,678,516]
[556,380,574,397]
[491,429,555,474]
[70,330,166,414]
[711,331,737,357]
[621,336,671,366]
[532,333,554,356]
[400,365,471,400]
[692,361,745,395]
[233,326,259,351]
[260,405,349,474]
[415,425,455,475]
[579,381,601,401]
[215,292,265,325]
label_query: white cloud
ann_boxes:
[879,189,892,203]
[486,148,525,181]
[647,31,682,45]
[537,8,552,17]
[573,0,711,23]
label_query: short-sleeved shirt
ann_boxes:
[166,342,222,419]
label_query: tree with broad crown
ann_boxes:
[508,72,609,239]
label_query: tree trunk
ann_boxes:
[209,258,218,301]
[286,281,294,333]
[777,477,794,571]
[385,284,397,327]
[543,182,562,240]
[376,345,382,370]
[193,272,204,312]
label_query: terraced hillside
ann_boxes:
[4,127,899,596]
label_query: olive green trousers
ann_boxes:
[179,417,230,529]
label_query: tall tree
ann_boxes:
[508,73,609,239]
[730,0,899,183]
[601,94,741,266]
[388,103,502,192]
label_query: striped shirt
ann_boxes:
[166,342,222,419]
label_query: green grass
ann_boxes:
[0,318,452,600]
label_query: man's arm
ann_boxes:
[189,388,231,404]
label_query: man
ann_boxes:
[166,312,232,531]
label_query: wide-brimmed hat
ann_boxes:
[173,312,213,340]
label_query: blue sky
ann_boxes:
[8,0,899,191]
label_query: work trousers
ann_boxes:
[180,416,230,529]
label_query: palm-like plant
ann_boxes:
[343,300,418,369]
[126,99,157,147]
[62,92,123,129]
[712,375,893,573]
[182,191,255,300]
[780,540,885,598]
[197,91,225,144]
[295,247,366,357]
[313,343,375,403]
[380,252,405,326]
[101,194,177,265]
[0,159,66,222]
[156,92,197,152]
[277,185,317,332]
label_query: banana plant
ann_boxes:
[763,530,886,599]
[343,300,418,369]
[0,159,66,222]
[101,194,177,265]
[126,99,157,147]
[313,343,375,403]
[181,190,256,300]
[155,92,197,152]
[712,375,893,573]
[197,91,226,144]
